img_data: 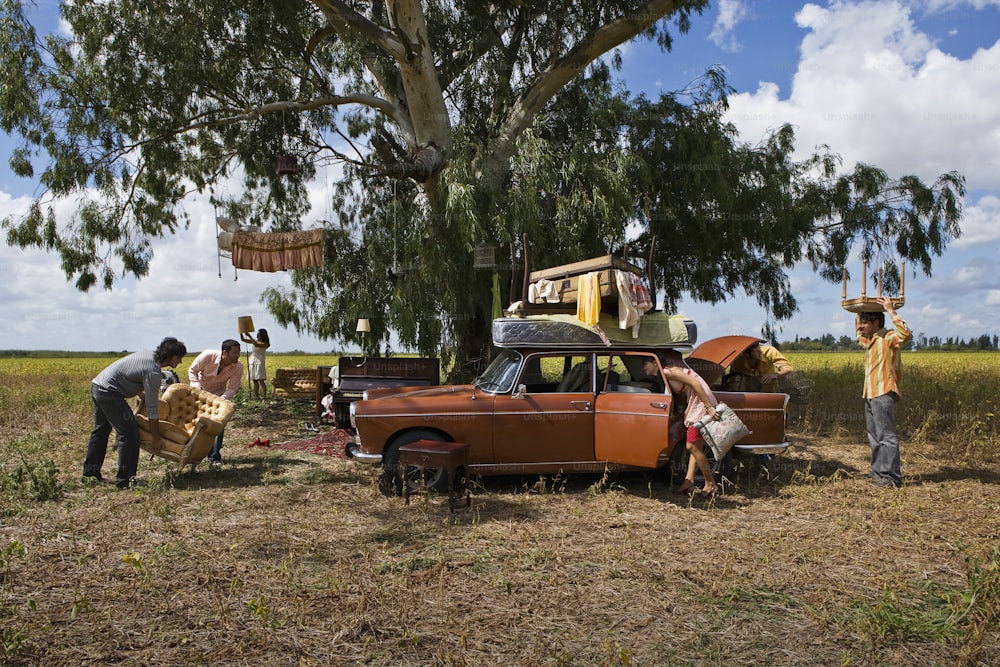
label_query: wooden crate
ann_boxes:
[528,255,643,304]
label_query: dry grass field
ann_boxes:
[1,352,998,666]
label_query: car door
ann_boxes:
[594,353,676,469]
[491,353,596,466]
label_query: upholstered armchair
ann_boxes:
[272,367,318,398]
[135,383,236,471]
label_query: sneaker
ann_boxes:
[116,477,145,489]
[209,460,223,471]
[871,477,900,488]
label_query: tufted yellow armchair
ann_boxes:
[135,383,236,471]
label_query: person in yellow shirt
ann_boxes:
[857,295,912,488]
[729,342,794,392]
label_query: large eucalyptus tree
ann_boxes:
[1,1,962,374]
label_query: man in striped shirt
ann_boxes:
[857,296,912,487]
[83,337,188,488]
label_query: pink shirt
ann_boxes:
[188,349,243,400]
[668,367,719,427]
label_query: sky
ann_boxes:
[1,0,999,353]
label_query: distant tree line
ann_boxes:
[779,333,1000,352]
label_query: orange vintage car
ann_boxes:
[348,317,789,493]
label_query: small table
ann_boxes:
[398,441,471,512]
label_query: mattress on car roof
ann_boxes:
[491,312,697,349]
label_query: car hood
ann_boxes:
[363,384,473,402]
[686,335,764,386]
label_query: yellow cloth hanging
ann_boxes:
[576,272,601,326]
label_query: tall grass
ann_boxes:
[788,351,999,463]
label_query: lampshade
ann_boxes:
[356,318,371,333]
[237,316,255,334]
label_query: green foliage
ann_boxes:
[0,452,64,503]
[842,546,999,652]
[1,1,965,364]
[0,540,26,592]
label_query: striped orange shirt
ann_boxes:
[858,315,912,398]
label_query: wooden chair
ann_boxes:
[135,384,235,472]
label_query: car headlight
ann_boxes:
[349,400,357,429]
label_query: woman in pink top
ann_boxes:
[660,352,721,498]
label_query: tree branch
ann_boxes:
[489,0,682,169]
[310,0,408,61]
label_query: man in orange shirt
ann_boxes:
[857,295,912,487]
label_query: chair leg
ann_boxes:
[178,424,207,471]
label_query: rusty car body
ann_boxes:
[348,317,789,492]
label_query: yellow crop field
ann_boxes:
[784,351,999,452]
[1,351,997,448]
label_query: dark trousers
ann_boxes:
[208,429,225,463]
[83,385,140,487]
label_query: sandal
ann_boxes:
[699,486,721,499]
[674,483,697,496]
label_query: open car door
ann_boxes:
[594,353,676,469]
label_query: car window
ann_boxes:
[597,355,625,392]
[603,353,665,394]
[475,349,523,393]
[555,355,592,392]
[519,354,592,393]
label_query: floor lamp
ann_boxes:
[356,318,370,366]
[238,315,255,391]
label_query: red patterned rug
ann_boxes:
[267,429,352,458]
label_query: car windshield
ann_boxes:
[474,349,523,394]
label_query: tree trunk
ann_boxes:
[446,304,493,385]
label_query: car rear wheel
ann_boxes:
[380,430,454,497]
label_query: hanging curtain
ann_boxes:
[231,229,325,272]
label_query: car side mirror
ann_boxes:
[512,384,527,400]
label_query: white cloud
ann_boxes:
[709,0,750,52]
[0,189,338,353]
[952,195,1000,248]
[726,1,1000,190]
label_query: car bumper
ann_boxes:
[733,441,789,455]
[349,435,383,465]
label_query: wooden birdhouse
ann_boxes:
[474,244,496,269]
[276,154,299,175]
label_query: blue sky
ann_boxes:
[1,0,999,353]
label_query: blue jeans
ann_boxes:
[209,429,225,463]
[83,384,140,488]
[865,392,901,486]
